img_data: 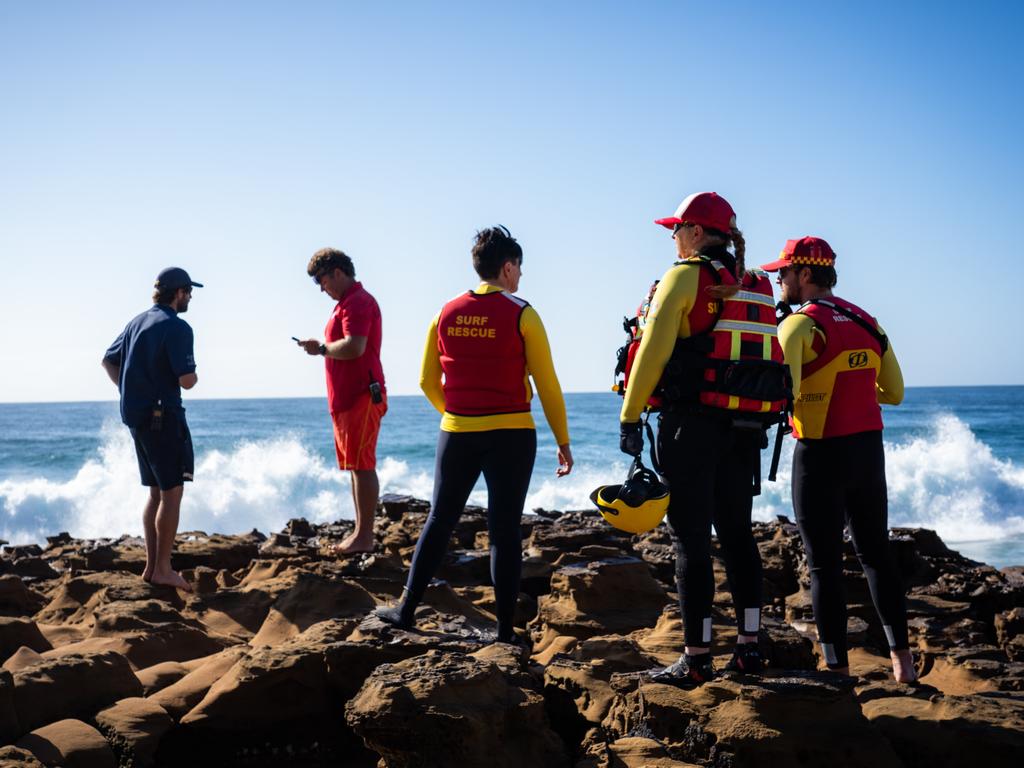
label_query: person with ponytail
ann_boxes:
[620,192,779,686]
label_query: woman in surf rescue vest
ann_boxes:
[375,226,573,645]
[762,236,915,683]
[620,192,780,686]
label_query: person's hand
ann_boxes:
[557,443,574,476]
[620,421,643,456]
[298,339,323,356]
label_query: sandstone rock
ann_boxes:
[178,641,330,730]
[250,573,375,647]
[531,557,668,648]
[95,697,174,767]
[0,576,46,617]
[346,650,567,768]
[34,622,87,649]
[147,645,247,720]
[379,493,431,521]
[171,532,261,572]
[135,660,190,695]
[2,558,61,582]
[12,650,142,734]
[861,686,1024,767]
[603,675,903,767]
[995,607,1024,661]
[3,647,44,673]
[33,572,173,628]
[578,735,700,767]
[0,618,51,661]
[15,719,116,768]
[1,668,20,744]
[0,746,45,766]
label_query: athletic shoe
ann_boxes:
[724,644,764,675]
[648,653,715,687]
[372,604,413,630]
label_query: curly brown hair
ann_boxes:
[307,248,355,279]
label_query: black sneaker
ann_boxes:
[724,644,764,675]
[648,653,715,687]
[372,604,413,630]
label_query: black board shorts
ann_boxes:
[130,412,194,490]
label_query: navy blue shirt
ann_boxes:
[104,305,196,427]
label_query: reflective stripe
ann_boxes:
[715,319,778,335]
[822,642,838,666]
[744,607,760,634]
[884,625,896,648]
[702,617,713,643]
[735,290,776,307]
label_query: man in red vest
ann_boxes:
[298,248,386,555]
[762,236,915,682]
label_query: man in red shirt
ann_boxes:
[298,248,386,554]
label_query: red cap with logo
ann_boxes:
[654,192,736,233]
[760,236,837,272]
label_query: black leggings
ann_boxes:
[398,429,536,641]
[792,430,909,668]
[657,410,764,647]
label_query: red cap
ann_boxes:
[760,236,837,272]
[654,192,736,233]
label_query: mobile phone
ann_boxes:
[369,380,383,404]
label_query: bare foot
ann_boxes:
[329,531,375,556]
[149,569,193,593]
[141,567,153,583]
[891,649,917,683]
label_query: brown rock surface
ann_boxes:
[147,645,247,721]
[0,507,1018,766]
[0,619,51,662]
[15,719,116,768]
[0,745,45,766]
[11,650,142,735]
[345,649,567,768]
[95,697,174,768]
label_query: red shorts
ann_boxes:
[331,393,387,471]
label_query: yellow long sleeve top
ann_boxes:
[420,284,571,445]
[777,311,904,405]
[620,262,710,422]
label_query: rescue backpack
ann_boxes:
[614,257,794,487]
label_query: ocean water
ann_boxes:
[1,387,1023,568]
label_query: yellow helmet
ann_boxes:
[590,459,670,534]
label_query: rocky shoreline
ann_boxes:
[1,495,1022,767]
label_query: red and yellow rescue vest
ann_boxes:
[685,260,788,415]
[792,297,885,439]
[437,291,531,417]
[620,257,790,417]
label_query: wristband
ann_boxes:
[319,343,327,356]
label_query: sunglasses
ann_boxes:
[672,222,696,235]
[312,269,332,286]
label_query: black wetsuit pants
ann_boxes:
[792,430,910,668]
[657,410,764,647]
[398,429,536,641]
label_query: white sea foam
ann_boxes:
[0,421,433,545]
[1,413,1022,550]
[753,413,1024,545]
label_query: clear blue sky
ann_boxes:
[1,1,1021,403]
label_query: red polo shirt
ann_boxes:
[324,281,385,414]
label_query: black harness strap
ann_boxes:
[803,299,889,355]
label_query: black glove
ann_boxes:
[620,421,643,456]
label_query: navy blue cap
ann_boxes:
[156,267,203,290]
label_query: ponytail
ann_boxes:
[705,226,747,299]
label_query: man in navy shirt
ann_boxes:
[102,267,201,592]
